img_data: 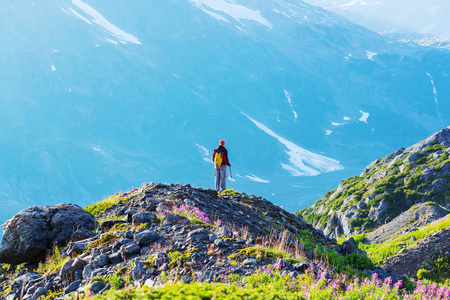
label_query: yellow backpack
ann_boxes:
[214,151,223,167]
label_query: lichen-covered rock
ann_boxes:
[0,203,97,264]
[161,213,190,226]
[132,212,157,226]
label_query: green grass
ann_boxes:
[85,194,128,216]
[298,145,450,236]
[340,214,450,266]
[218,189,238,197]
[36,245,70,276]
[87,233,120,251]
[425,141,448,153]
[229,244,303,264]
[91,267,432,300]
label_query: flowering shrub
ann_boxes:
[170,204,222,228]
[94,265,450,299]
[171,204,210,224]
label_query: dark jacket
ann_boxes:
[212,145,230,166]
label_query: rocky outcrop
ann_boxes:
[0,203,97,264]
[0,183,370,300]
[382,225,450,278]
[299,126,450,239]
[367,203,449,244]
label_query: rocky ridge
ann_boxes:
[367,202,449,244]
[0,183,401,300]
[299,126,450,239]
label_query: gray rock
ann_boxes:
[134,230,159,246]
[188,228,210,240]
[64,280,81,294]
[60,239,91,257]
[109,252,123,265]
[368,200,389,221]
[293,263,308,273]
[156,203,171,214]
[214,239,225,247]
[59,259,75,282]
[131,261,146,281]
[154,252,169,268]
[243,258,257,266]
[93,255,110,267]
[71,228,96,242]
[91,268,108,278]
[132,212,157,226]
[31,287,47,300]
[161,214,190,226]
[99,220,127,233]
[82,264,98,281]
[12,273,41,292]
[341,237,361,255]
[99,283,111,294]
[90,281,106,294]
[420,166,435,181]
[120,243,141,257]
[431,178,447,192]
[356,201,367,210]
[405,152,420,164]
[216,226,232,238]
[44,282,60,293]
[0,204,97,264]
[71,257,88,270]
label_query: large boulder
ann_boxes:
[0,203,97,264]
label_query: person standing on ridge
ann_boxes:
[212,140,231,192]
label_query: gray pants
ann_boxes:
[215,165,227,192]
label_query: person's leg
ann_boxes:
[214,167,220,192]
[220,166,227,191]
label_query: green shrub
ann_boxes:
[417,268,428,280]
[218,189,238,197]
[109,274,125,289]
[85,194,127,216]
[425,142,447,153]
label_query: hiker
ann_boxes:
[212,140,231,192]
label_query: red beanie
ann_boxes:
[219,140,225,146]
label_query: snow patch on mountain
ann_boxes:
[337,0,368,8]
[426,72,438,103]
[68,8,91,24]
[366,51,377,61]
[198,7,231,23]
[284,89,298,119]
[243,113,344,176]
[359,110,369,123]
[189,0,273,28]
[69,0,141,45]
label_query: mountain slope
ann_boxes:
[1,0,449,226]
[299,126,450,239]
[302,0,450,40]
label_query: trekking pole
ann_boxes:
[229,166,234,190]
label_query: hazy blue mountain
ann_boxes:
[1,0,449,227]
[302,0,450,43]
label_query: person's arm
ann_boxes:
[225,149,231,166]
[212,150,216,162]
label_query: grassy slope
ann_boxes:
[298,143,450,234]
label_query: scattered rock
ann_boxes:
[134,230,159,246]
[0,204,97,264]
[132,212,157,226]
